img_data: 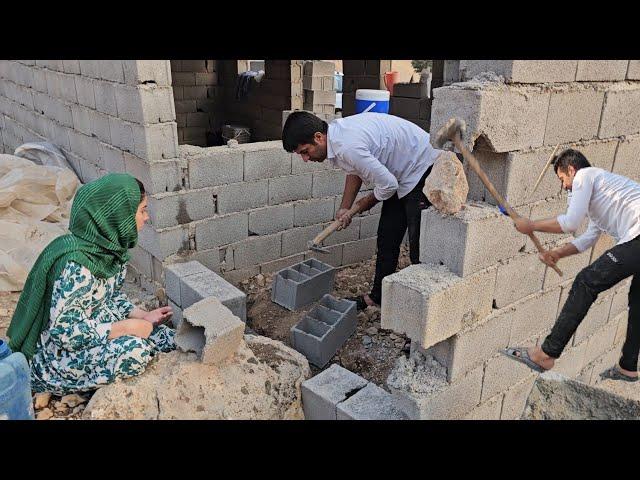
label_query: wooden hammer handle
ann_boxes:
[312,203,361,246]
[453,134,563,277]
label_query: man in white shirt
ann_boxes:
[282,111,443,310]
[505,149,640,382]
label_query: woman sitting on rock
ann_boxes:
[6,173,175,396]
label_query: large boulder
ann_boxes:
[423,151,469,215]
[83,334,311,420]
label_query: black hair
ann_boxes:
[553,149,591,174]
[135,178,146,203]
[282,111,328,152]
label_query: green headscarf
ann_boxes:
[7,173,142,360]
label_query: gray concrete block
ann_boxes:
[544,88,604,145]
[281,224,323,257]
[575,60,629,81]
[293,197,335,227]
[575,139,618,171]
[481,353,537,403]
[553,339,588,379]
[392,82,430,99]
[431,84,549,153]
[336,383,408,420]
[124,154,182,194]
[115,85,175,124]
[599,84,640,138]
[169,299,183,328]
[268,174,313,205]
[148,189,217,228]
[215,179,269,215]
[272,259,336,311]
[229,233,283,269]
[571,292,614,346]
[260,254,306,275]
[164,260,211,306]
[89,110,112,144]
[583,320,619,367]
[243,146,292,181]
[176,297,244,365]
[359,214,380,239]
[93,79,118,117]
[500,375,537,419]
[613,135,640,183]
[248,204,294,235]
[381,263,495,349]
[123,61,172,87]
[132,121,179,162]
[459,60,578,83]
[301,363,368,420]
[462,393,504,420]
[304,244,344,268]
[188,148,244,189]
[419,203,527,277]
[195,213,249,250]
[609,279,631,321]
[525,196,572,249]
[137,223,189,261]
[341,237,377,265]
[508,287,562,345]
[543,244,591,290]
[312,169,346,197]
[290,294,357,367]
[74,76,96,108]
[110,117,135,152]
[180,269,247,321]
[627,61,640,80]
[494,253,546,308]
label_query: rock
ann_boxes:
[390,334,399,340]
[255,274,266,287]
[61,394,86,408]
[423,151,469,214]
[362,336,372,346]
[366,327,378,336]
[36,408,53,420]
[53,401,68,413]
[83,334,311,420]
[34,392,51,410]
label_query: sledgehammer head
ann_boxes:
[433,117,467,149]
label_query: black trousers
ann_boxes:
[541,234,640,372]
[369,166,432,305]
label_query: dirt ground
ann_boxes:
[240,245,413,386]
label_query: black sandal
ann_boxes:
[599,366,639,383]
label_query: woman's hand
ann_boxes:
[108,318,153,340]
[142,306,173,326]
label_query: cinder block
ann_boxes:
[281,224,323,257]
[312,169,346,197]
[195,213,248,250]
[304,243,344,268]
[459,60,578,84]
[229,233,282,269]
[272,259,336,310]
[390,97,430,120]
[168,299,183,328]
[553,340,588,379]
[599,84,640,138]
[179,268,247,321]
[336,383,408,420]
[613,135,640,182]
[609,279,631,321]
[123,61,172,87]
[393,82,430,99]
[128,245,153,280]
[74,76,96,108]
[301,364,368,420]
[526,196,572,249]
[215,179,269,215]
[499,375,537,419]
[290,294,357,368]
[481,353,537,402]
[268,174,312,205]
[462,393,503,420]
[359,214,380,239]
[132,122,179,162]
[46,71,77,104]
[419,203,527,277]
[70,104,92,136]
[115,85,175,124]
[243,145,292,181]
[93,79,118,117]
[137,223,188,261]
[613,310,629,347]
[430,84,549,153]
[508,287,562,345]
[494,253,546,308]
[388,362,484,420]
[322,218,360,246]
[583,320,619,366]
[381,263,495,349]
[62,60,80,75]
[303,89,335,107]
[124,155,182,194]
[188,148,244,189]
[293,197,335,227]
[571,292,614,346]
[32,68,48,93]
[176,297,244,365]
[574,139,618,171]
[164,260,211,306]
[260,254,306,275]
[248,204,294,235]
[544,88,604,145]
[341,237,377,265]
[575,60,629,81]
[303,61,334,77]
[627,61,640,80]
[109,116,135,152]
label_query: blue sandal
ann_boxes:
[501,347,547,373]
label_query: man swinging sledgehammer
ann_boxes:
[504,149,640,382]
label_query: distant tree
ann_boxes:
[411,60,432,72]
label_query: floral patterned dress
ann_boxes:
[30,260,175,395]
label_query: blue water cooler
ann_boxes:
[355,89,390,114]
[0,339,35,420]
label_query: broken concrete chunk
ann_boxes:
[176,297,244,365]
[423,151,469,215]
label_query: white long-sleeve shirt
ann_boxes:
[556,167,640,252]
[326,113,443,201]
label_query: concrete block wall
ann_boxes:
[0,60,181,194]
[384,60,640,420]
[302,61,336,115]
[170,60,220,146]
[389,82,431,132]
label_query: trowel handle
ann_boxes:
[312,203,361,245]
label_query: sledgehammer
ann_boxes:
[307,202,363,254]
[433,117,563,277]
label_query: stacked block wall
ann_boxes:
[384,60,640,419]
[170,60,220,147]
